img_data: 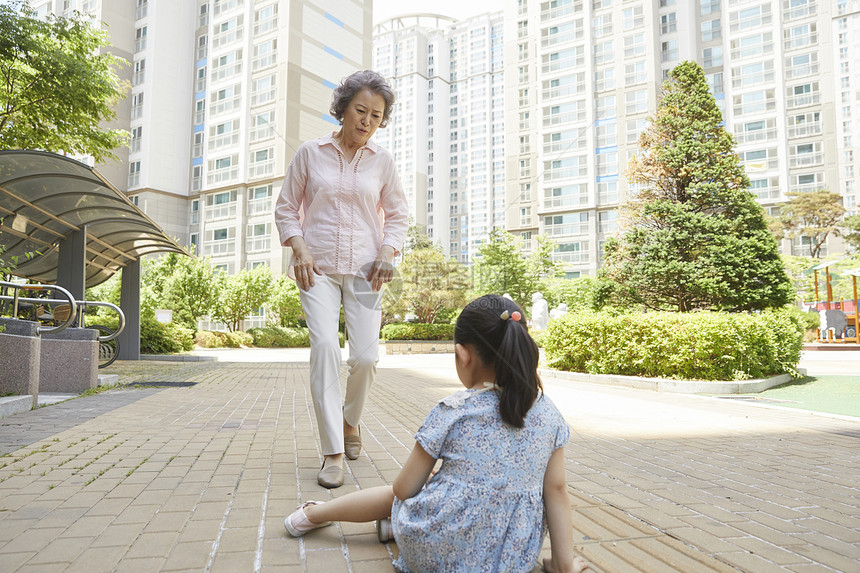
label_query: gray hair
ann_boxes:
[330,70,395,128]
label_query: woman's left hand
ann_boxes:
[368,245,396,291]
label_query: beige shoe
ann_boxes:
[376,518,393,543]
[344,427,361,460]
[317,461,344,488]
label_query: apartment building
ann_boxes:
[31,0,373,278]
[373,12,506,262]
[506,0,859,276]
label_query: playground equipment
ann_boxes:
[804,261,859,344]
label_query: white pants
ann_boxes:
[299,274,382,455]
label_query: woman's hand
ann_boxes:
[288,236,321,291]
[368,245,396,291]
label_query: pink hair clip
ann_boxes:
[511,311,522,322]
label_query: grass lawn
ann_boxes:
[740,375,860,418]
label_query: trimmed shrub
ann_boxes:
[140,316,194,354]
[249,326,310,348]
[194,330,253,348]
[543,309,803,381]
[248,326,345,347]
[85,314,193,354]
[380,323,455,341]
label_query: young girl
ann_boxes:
[285,295,588,573]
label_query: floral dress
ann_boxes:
[391,386,570,573]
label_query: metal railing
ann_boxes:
[0,281,77,335]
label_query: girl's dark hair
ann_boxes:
[454,295,542,428]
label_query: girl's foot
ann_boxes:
[284,501,333,537]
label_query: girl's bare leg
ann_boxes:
[304,485,394,524]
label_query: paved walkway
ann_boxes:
[0,353,858,572]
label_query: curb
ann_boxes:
[539,368,804,394]
[139,354,218,362]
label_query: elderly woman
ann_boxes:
[275,70,408,488]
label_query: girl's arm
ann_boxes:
[392,442,436,500]
[542,448,586,573]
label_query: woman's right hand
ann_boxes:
[288,236,321,291]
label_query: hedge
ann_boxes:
[380,323,455,341]
[195,330,253,348]
[85,314,194,354]
[247,326,345,348]
[543,309,803,381]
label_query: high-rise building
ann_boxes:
[373,12,505,262]
[30,0,373,281]
[507,0,859,276]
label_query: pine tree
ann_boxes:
[601,61,793,312]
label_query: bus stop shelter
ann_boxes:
[0,150,187,359]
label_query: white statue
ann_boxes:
[531,292,549,330]
[502,293,514,301]
[550,303,569,320]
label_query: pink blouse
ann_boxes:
[274,132,409,277]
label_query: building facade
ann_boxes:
[373,12,506,263]
[506,0,860,276]
[31,0,373,280]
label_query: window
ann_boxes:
[706,72,723,95]
[130,126,142,153]
[700,0,720,15]
[132,59,145,86]
[731,4,771,32]
[732,61,774,88]
[623,6,643,29]
[625,61,646,85]
[594,41,613,65]
[595,68,614,92]
[596,123,616,148]
[544,213,588,236]
[624,34,645,58]
[625,90,647,114]
[135,26,147,51]
[597,151,617,176]
[661,13,676,34]
[132,92,144,119]
[627,118,647,144]
[595,95,615,120]
[128,161,141,187]
[703,46,722,67]
[701,19,721,42]
[661,40,677,62]
[253,39,277,70]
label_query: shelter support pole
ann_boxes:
[56,227,87,302]
[118,259,141,360]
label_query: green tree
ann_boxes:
[601,61,793,312]
[403,224,437,252]
[388,248,468,324]
[777,190,845,258]
[470,229,557,309]
[844,214,860,253]
[0,2,129,161]
[268,275,304,327]
[211,266,273,332]
[134,251,220,329]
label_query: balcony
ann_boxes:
[245,237,271,253]
[252,53,277,70]
[788,123,822,138]
[786,92,820,109]
[735,128,777,144]
[250,124,275,142]
[205,203,237,222]
[213,27,243,49]
[541,4,575,22]
[247,197,272,216]
[785,32,817,51]
[250,88,276,107]
[210,133,239,151]
[203,240,235,257]
[249,161,274,179]
[789,152,823,168]
[212,63,242,82]
[206,167,239,186]
[544,164,586,183]
[254,18,278,36]
[211,96,241,116]
[543,111,584,127]
[785,62,818,80]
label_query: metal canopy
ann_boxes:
[0,150,186,287]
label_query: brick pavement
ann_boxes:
[0,356,857,572]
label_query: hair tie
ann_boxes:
[499,310,522,322]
